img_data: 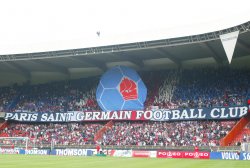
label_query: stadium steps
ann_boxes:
[233,121,250,143]
[94,120,114,142]
[232,128,250,144]
[220,113,250,146]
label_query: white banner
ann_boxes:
[4,106,249,122]
[220,31,239,64]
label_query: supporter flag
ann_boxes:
[96,66,147,111]
[220,31,239,64]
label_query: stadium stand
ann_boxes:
[152,68,249,109]
[101,120,237,147]
[0,67,249,148]
[8,78,99,113]
[0,67,248,113]
[0,120,237,147]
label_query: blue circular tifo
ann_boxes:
[96,66,147,112]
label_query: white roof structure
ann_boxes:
[0,0,250,54]
[0,0,250,86]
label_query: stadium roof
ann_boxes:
[0,1,250,86]
[0,21,250,87]
[1,0,250,54]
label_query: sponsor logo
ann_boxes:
[183,152,209,159]
[55,149,92,156]
[221,152,239,160]
[0,148,19,154]
[132,151,150,157]
[157,151,209,159]
[25,149,48,155]
[242,153,250,160]
[157,151,182,158]
[110,150,132,157]
[119,78,138,100]
[184,152,209,157]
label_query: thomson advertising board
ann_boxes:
[50,149,93,156]
[19,149,49,155]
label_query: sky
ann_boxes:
[0,0,250,55]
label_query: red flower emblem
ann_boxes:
[119,77,138,100]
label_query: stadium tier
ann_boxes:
[0,121,237,147]
[0,67,249,113]
[0,67,250,149]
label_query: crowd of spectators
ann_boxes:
[0,67,249,112]
[0,122,103,146]
[9,78,99,112]
[101,120,236,147]
[152,68,250,109]
[0,85,19,112]
[0,120,237,147]
[0,67,249,147]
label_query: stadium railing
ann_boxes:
[25,144,241,152]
